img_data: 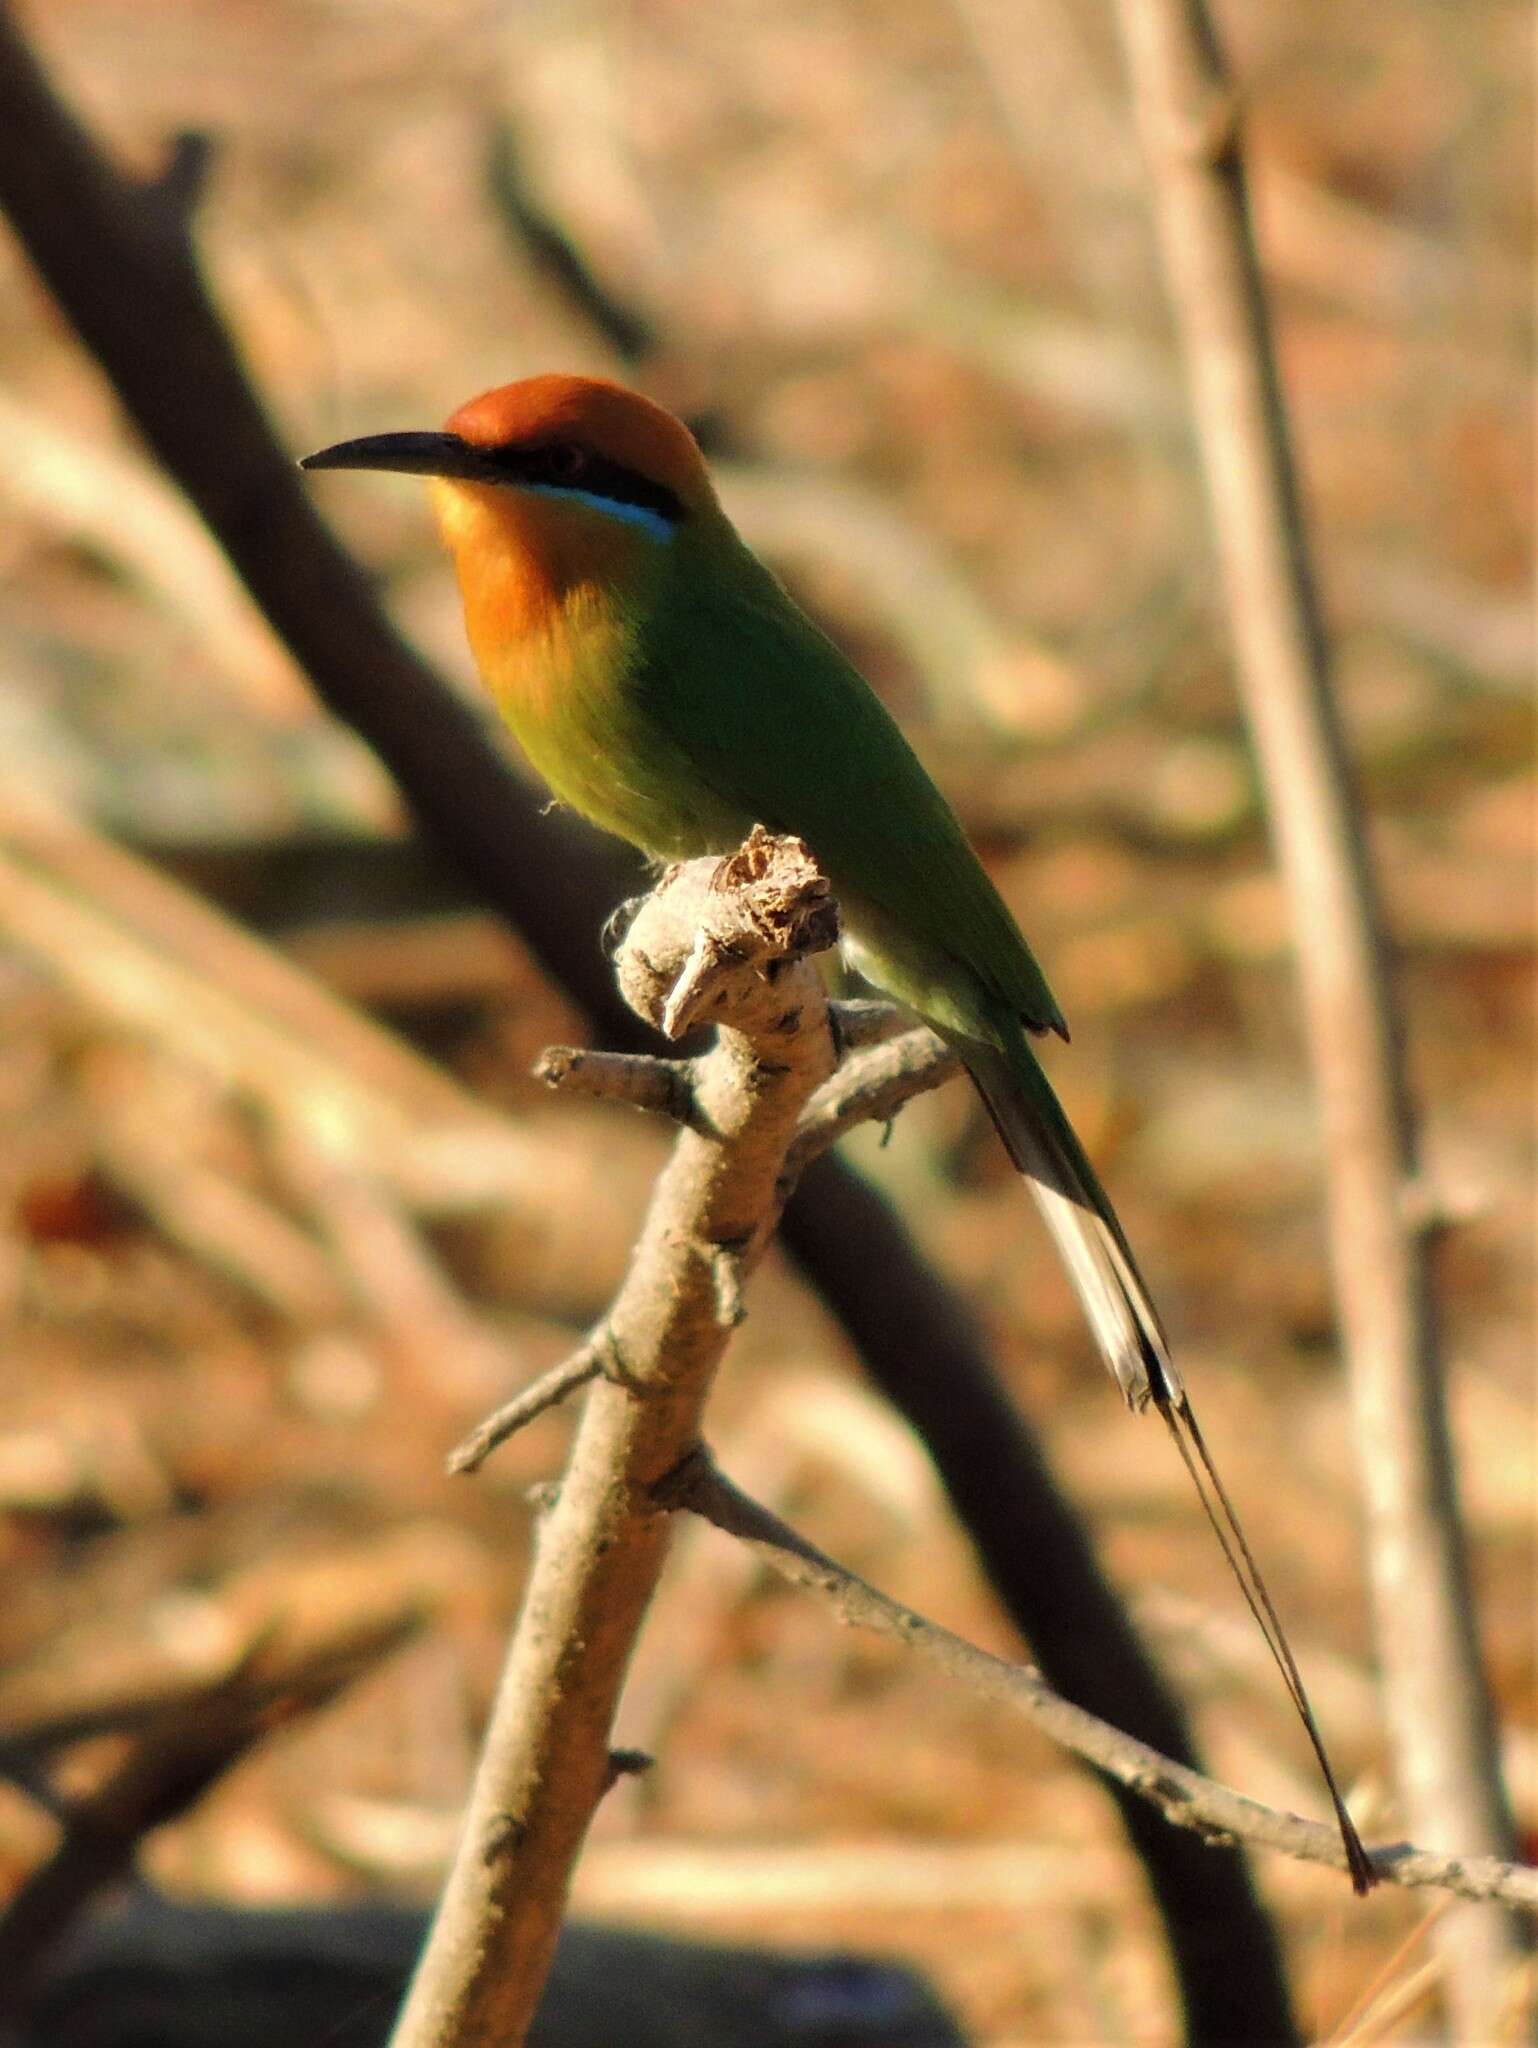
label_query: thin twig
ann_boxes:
[1113,2,1526,2031]
[785,1027,959,1178]
[670,1453,1538,1912]
[447,1346,607,1476]
[533,1046,700,1125]
[1321,1897,1456,2046]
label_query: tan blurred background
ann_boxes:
[0,2,1531,2040]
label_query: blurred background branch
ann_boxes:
[0,1602,421,2003]
[1113,1,1528,2037]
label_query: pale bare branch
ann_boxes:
[388,835,843,2047]
[1112,2,1527,2030]
[669,1451,1538,1913]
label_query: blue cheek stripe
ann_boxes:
[524,484,676,543]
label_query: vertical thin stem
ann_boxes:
[1112,4,1526,2038]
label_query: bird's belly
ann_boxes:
[496,645,751,861]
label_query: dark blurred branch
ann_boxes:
[0,14,1296,2038]
[778,1160,1304,2041]
[23,1903,965,2048]
[674,1454,1538,1910]
[149,128,214,217]
[1113,3,1527,2036]
[0,8,645,989]
[0,1528,447,1752]
[485,124,658,367]
[483,120,736,461]
[0,1610,417,2006]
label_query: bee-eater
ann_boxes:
[302,374,1372,1890]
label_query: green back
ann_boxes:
[636,523,1067,1044]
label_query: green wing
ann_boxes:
[638,530,1067,1042]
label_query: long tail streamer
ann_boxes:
[965,1039,1375,1892]
[1153,1385,1377,1894]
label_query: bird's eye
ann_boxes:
[547,442,589,483]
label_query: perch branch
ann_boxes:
[1113,2,1526,2032]
[669,1453,1538,1911]
[454,1018,962,1481]
[388,834,843,2047]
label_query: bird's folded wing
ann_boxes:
[636,540,1067,1042]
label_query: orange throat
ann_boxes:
[429,476,643,724]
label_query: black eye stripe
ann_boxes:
[484,441,684,524]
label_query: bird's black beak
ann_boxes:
[299,430,497,482]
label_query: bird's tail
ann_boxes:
[963,1039,1180,1414]
[963,1033,1376,1895]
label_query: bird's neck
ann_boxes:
[432,479,650,722]
[434,478,615,616]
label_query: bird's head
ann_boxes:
[302,375,718,629]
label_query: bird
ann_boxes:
[302,373,1374,1892]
